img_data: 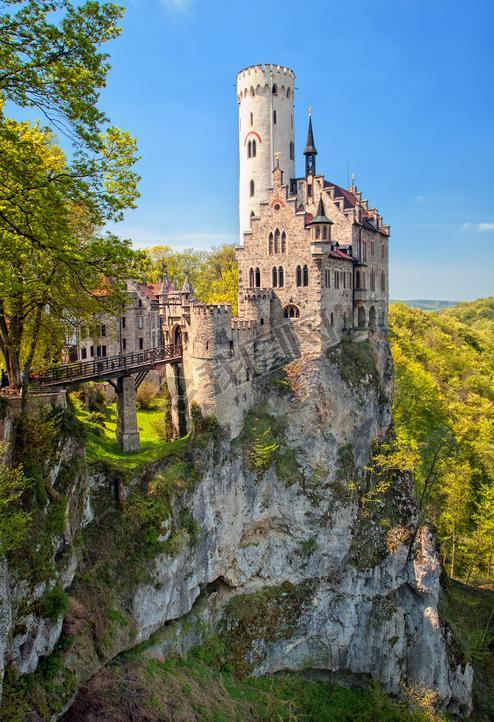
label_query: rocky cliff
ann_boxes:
[0,337,473,719]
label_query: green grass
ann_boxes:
[60,644,445,722]
[73,397,188,472]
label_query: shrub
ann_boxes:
[39,586,69,621]
[136,382,160,410]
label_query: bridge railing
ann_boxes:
[37,344,182,385]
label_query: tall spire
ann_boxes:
[304,110,317,177]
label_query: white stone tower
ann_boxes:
[237,64,295,239]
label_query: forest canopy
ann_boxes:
[388,298,494,583]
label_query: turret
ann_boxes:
[309,196,333,258]
[237,64,295,239]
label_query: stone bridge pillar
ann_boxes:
[116,375,140,452]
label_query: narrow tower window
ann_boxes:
[272,267,278,287]
[247,140,251,158]
[255,267,261,288]
[252,139,256,157]
[250,112,253,126]
[296,265,302,287]
[250,179,255,197]
[273,110,277,124]
[249,268,255,287]
[381,270,386,291]
[272,83,278,95]
[281,231,286,253]
[290,141,294,160]
[268,232,274,255]
[303,265,309,287]
[274,228,280,253]
[278,266,284,288]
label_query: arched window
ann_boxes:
[250,112,253,126]
[247,140,252,158]
[286,87,291,99]
[296,265,302,287]
[281,231,286,253]
[272,266,278,287]
[249,86,255,97]
[273,110,277,124]
[274,228,280,253]
[358,306,366,328]
[255,267,261,288]
[283,304,300,319]
[381,270,386,291]
[322,226,327,239]
[249,268,254,287]
[370,269,375,291]
[315,226,321,239]
[252,139,256,157]
[369,306,377,330]
[272,83,278,95]
[303,264,309,287]
[278,266,284,288]
[290,141,294,160]
[356,270,361,289]
[250,179,255,197]
[268,232,274,254]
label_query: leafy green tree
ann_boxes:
[389,300,494,583]
[0,1,140,401]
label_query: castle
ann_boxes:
[160,64,390,437]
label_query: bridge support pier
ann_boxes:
[116,376,140,452]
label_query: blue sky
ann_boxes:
[100,1,491,298]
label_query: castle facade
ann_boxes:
[161,64,390,436]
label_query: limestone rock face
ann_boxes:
[127,343,472,717]
[1,338,473,718]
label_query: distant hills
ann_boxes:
[390,299,459,311]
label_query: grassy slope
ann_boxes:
[74,398,187,472]
[63,642,445,722]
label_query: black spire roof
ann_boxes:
[304,115,318,156]
[310,197,333,224]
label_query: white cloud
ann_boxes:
[160,0,193,16]
[460,222,494,232]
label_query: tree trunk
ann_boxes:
[20,304,44,415]
[450,524,456,579]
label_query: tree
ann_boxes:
[0,0,125,149]
[0,1,140,403]
[142,244,239,313]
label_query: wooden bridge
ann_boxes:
[37,344,182,388]
[37,344,183,453]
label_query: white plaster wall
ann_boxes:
[237,64,295,238]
